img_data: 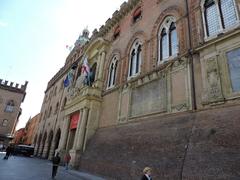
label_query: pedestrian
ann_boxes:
[141,167,153,180]
[64,152,71,170]
[52,152,61,179]
[3,144,13,160]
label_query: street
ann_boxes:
[0,152,105,180]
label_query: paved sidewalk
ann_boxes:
[0,152,105,180]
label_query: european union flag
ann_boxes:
[63,75,69,88]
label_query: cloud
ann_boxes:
[0,20,8,27]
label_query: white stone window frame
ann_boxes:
[107,56,118,89]
[5,100,15,113]
[158,16,179,64]
[2,119,8,127]
[128,39,142,79]
[201,0,240,41]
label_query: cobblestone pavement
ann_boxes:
[0,152,105,180]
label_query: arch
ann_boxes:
[128,39,143,78]
[124,31,147,80]
[158,16,179,62]
[107,55,119,89]
[46,130,53,159]
[150,6,185,67]
[40,132,47,157]
[5,100,15,112]
[33,135,38,146]
[62,97,67,110]
[36,133,42,155]
[104,49,121,88]
[55,102,59,114]
[48,107,52,118]
[51,128,61,157]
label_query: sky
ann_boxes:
[0,0,125,130]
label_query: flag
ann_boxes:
[63,75,69,88]
[82,56,90,76]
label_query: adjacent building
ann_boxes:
[0,79,27,147]
[23,114,40,145]
[13,128,25,144]
[34,0,240,179]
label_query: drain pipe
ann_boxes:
[185,0,197,111]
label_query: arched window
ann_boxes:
[133,7,142,23]
[2,119,8,127]
[54,86,57,96]
[128,40,142,78]
[169,23,178,56]
[113,26,120,40]
[202,0,238,38]
[62,97,67,110]
[159,16,179,62]
[55,102,59,114]
[5,100,14,112]
[107,56,118,89]
[48,107,52,117]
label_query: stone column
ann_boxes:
[72,109,83,150]
[57,116,70,159]
[58,116,70,150]
[34,143,39,156]
[69,108,89,168]
[76,107,89,150]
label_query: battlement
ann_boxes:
[89,0,141,41]
[0,79,28,92]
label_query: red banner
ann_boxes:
[70,112,80,130]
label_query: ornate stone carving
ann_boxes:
[172,103,187,112]
[202,57,224,104]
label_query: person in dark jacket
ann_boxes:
[3,145,13,160]
[52,152,61,179]
[141,167,152,180]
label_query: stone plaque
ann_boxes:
[130,77,167,117]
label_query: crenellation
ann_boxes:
[4,81,8,85]
[0,79,2,84]
[10,82,14,87]
[15,83,19,88]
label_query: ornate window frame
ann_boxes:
[201,0,240,40]
[5,100,15,113]
[158,16,179,63]
[2,119,8,127]
[107,56,118,89]
[128,39,142,79]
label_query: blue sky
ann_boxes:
[0,0,125,130]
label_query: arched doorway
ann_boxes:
[33,135,37,146]
[36,133,42,155]
[40,132,47,157]
[46,130,53,159]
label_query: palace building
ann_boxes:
[34,0,240,179]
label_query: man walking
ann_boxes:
[52,152,61,179]
[3,144,13,160]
